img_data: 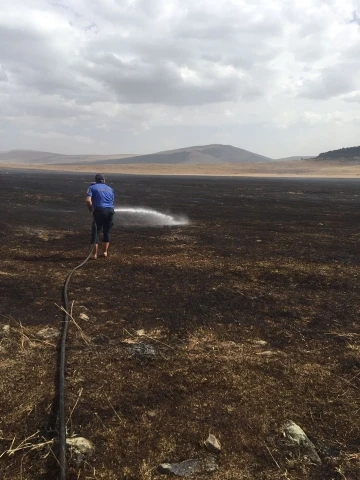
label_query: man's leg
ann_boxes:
[103,242,109,257]
[102,210,114,257]
[91,213,103,259]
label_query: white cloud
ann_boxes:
[1,0,360,156]
[0,64,7,81]
[299,63,360,99]
[24,130,94,145]
[342,91,360,103]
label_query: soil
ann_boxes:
[1,171,360,479]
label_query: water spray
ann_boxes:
[114,207,188,226]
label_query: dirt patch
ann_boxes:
[1,173,360,479]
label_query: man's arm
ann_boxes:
[86,195,93,213]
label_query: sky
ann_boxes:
[1,0,360,158]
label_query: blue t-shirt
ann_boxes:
[86,183,115,210]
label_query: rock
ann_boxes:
[66,436,94,467]
[204,434,221,454]
[128,343,156,359]
[253,340,267,346]
[282,420,312,445]
[37,327,59,340]
[159,455,218,477]
[1,325,10,336]
[282,420,321,465]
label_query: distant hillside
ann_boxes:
[94,144,273,165]
[0,150,137,165]
[317,146,360,160]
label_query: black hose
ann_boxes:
[59,221,96,480]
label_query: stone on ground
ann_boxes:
[1,325,10,335]
[282,420,321,465]
[204,434,221,453]
[159,456,218,477]
[66,436,95,466]
[37,327,59,340]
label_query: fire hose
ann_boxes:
[58,221,96,479]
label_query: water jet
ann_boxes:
[114,207,188,226]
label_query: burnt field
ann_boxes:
[1,171,360,479]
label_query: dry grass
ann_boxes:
[2,159,360,177]
[1,173,360,479]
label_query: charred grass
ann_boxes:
[1,173,360,479]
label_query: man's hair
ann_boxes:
[95,173,105,183]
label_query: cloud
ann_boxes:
[1,0,360,156]
[24,130,94,145]
[273,109,360,129]
[342,91,360,103]
[299,64,359,99]
[351,10,360,25]
[0,64,7,81]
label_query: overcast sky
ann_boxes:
[1,0,360,158]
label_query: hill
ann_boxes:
[0,150,137,165]
[90,144,273,165]
[317,146,360,160]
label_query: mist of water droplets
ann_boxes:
[114,207,188,226]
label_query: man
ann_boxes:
[86,173,115,259]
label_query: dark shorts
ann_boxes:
[91,207,114,244]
